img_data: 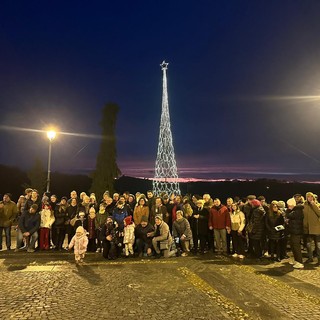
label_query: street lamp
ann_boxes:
[46,130,56,193]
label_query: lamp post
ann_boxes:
[46,130,56,193]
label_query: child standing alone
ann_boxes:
[39,204,55,250]
[68,226,88,264]
[123,216,135,257]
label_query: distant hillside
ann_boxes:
[1,164,320,202]
[115,175,320,202]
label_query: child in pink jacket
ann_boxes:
[68,226,88,264]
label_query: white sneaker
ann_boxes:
[238,255,245,259]
[293,262,304,269]
[232,253,238,258]
[289,259,295,265]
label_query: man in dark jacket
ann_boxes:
[190,200,209,255]
[135,215,154,257]
[16,204,40,252]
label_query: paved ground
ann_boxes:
[0,243,320,320]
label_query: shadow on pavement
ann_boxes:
[73,264,102,286]
[6,264,28,271]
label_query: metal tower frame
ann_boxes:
[153,61,181,196]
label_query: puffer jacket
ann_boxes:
[123,223,135,244]
[286,205,304,235]
[248,206,266,240]
[40,209,55,228]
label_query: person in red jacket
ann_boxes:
[209,198,231,254]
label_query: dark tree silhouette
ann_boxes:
[24,157,46,194]
[90,103,121,201]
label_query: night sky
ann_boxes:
[2,1,320,181]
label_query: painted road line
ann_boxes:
[178,266,252,320]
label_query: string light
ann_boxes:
[153,61,181,196]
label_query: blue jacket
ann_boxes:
[18,212,40,235]
[112,207,128,231]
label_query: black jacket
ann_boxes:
[190,207,209,236]
[286,205,304,235]
[248,206,266,240]
[135,223,154,244]
[265,211,284,240]
[53,205,67,228]
[18,212,40,235]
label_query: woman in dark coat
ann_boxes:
[266,201,285,261]
[248,199,266,259]
[52,197,68,250]
[286,198,304,268]
[190,200,209,255]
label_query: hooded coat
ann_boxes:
[68,227,88,255]
[303,196,320,235]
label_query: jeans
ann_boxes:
[136,238,151,254]
[16,230,38,250]
[0,226,11,249]
[306,234,320,259]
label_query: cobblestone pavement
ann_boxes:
[0,247,319,320]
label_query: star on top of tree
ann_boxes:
[160,60,169,70]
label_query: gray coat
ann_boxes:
[172,218,193,240]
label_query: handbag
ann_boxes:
[160,240,169,250]
[70,217,77,227]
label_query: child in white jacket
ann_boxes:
[39,204,55,250]
[68,226,88,264]
[123,216,135,257]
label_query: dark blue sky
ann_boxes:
[1,1,320,181]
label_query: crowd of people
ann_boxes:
[0,188,319,268]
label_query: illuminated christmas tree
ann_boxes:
[153,61,181,196]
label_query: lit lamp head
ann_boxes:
[47,130,56,141]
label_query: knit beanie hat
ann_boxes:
[155,214,163,221]
[124,215,132,225]
[287,198,296,207]
[251,199,261,207]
